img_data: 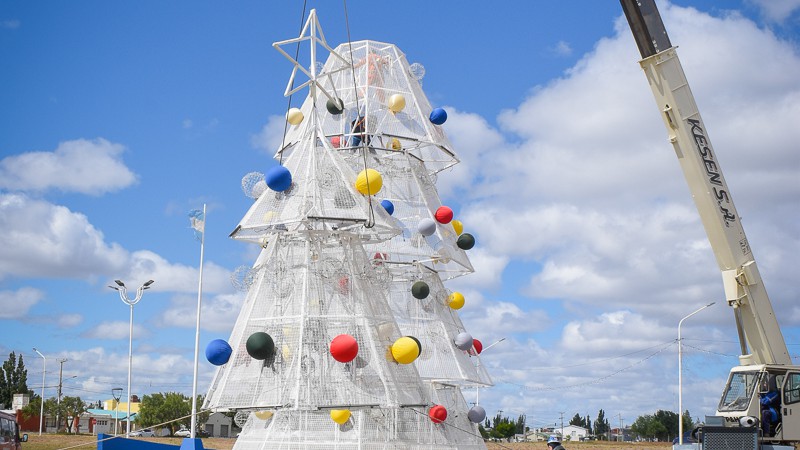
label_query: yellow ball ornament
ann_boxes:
[330,409,351,425]
[451,220,463,236]
[390,138,402,151]
[391,336,420,364]
[254,410,274,420]
[388,94,406,113]
[355,169,383,196]
[287,108,304,125]
[448,292,465,310]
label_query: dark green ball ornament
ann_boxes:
[411,281,430,299]
[246,332,275,360]
[457,233,475,250]
[326,97,344,115]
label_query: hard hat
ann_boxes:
[548,435,561,444]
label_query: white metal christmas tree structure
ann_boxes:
[204,10,491,449]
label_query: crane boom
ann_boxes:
[619,0,790,367]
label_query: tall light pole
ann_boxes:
[32,348,46,435]
[112,387,123,436]
[678,301,715,445]
[109,279,154,438]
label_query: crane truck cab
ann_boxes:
[717,366,800,443]
[618,0,799,448]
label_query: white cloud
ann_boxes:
[0,193,128,279]
[83,321,151,340]
[0,287,43,318]
[0,194,232,294]
[251,115,289,154]
[126,250,233,294]
[57,314,83,328]
[747,0,800,22]
[156,292,245,332]
[0,138,138,195]
[552,40,573,56]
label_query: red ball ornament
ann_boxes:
[472,339,483,355]
[434,206,453,224]
[429,405,448,423]
[331,136,342,148]
[330,334,359,363]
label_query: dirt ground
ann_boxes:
[22,433,675,450]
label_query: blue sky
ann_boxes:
[2,0,800,433]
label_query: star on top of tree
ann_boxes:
[272,9,351,103]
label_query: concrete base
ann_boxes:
[179,438,205,450]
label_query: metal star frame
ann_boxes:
[272,9,351,103]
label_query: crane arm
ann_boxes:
[620,0,790,366]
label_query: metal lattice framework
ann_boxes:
[205,9,489,449]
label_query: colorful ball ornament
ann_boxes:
[457,233,475,250]
[451,219,463,236]
[246,332,275,360]
[389,138,402,150]
[380,199,394,215]
[411,281,430,299]
[326,97,344,115]
[254,410,274,421]
[205,339,232,366]
[391,336,421,364]
[429,405,448,423]
[429,107,447,125]
[331,136,342,148]
[448,292,465,310]
[388,94,406,113]
[266,165,292,192]
[454,332,473,351]
[434,206,453,224]
[467,405,486,423]
[417,218,436,237]
[355,169,383,195]
[287,107,304,125]
[330,334,359,363]
[472,338,483,354]
[330,409,351,425]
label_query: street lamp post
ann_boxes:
[112,387,123,436]
[109,279,154,438]
[678,301,715,445]
[32,348,46,435]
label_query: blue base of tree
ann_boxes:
[179,438,204,450]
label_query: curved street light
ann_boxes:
[111,387,123,436]
[109,279,154,438]
[32,348,45,436]
[678,301,715,445]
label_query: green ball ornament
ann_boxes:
[411,281,430,299]
[456,233,475,250]
[326,97,344,115]
[246,332,275,360]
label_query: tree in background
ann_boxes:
[490,420,516,441]
[60,396,87,433]
[137,392,208,435]
[585,414,592,434]
[0,352,29,409]
[594,409,610,439]
[654,409,680,439]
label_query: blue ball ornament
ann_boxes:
[266,165,292,192]
[380,199,395,215]
[205,339,233,366]
[429,108,447,125]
